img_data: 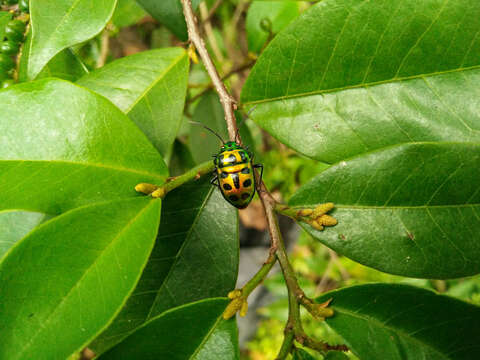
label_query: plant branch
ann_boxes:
[96,25,111,68]
[242,253,277,296]
[199,1,224,63]
[203,0,223,24]
[135,160,214,198]
[187,59,255,105]
[180,2,339,358]
[223,253,277,319]
[182,0,238,141]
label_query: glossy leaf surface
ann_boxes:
[99,299,238,360]
[190,91,229,164]
[112,0,146,28]
[18,34,88,82]
[246,1,300,53]
[0,11,11,42]
[91,177,238,353]
[0,79,167,214]
[27,0,116,79]
[38,49,88,81]
[318,284,480,359]
[136,0,201,41]
[241,0,480,162]
[289,142,480,278]
[77,48,189,156]
[190,91,255,164]
[0,211,48,259]
[0,198,161,360]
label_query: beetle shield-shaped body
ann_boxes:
[213,142,256,209]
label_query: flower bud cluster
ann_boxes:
[297,202,337,231]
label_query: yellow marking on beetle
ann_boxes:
[221,164,247,173]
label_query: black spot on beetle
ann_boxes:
[241,167,250,174]
[241,193,250,200]
[223,183,232,191]
[231,173,240,189]
[220,171,228,178]
[229,195,239,202]
[243,179,252,187]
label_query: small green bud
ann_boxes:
[227,289,242,299]
[318,214,337,227]
[0,53,14,71]
[297,208,313,217]
[0,41,19,55]
[7,20,26,33]
[134,182,158,195]
[19,0,29,12]
[260,18,272,34]
[1,79,14,88]
[5,21,25,42]
[312,202,335,218]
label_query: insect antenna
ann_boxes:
[189,121,225,144]
[234,105,257,143]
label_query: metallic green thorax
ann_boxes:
[220,141,244,152]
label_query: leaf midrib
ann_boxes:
[331,305,459,360]
[0,159,165,181]
[28,0,83,77]
[13,199,156,360]
[242,64,480,105]
[145,186,215,320]
[188,314,223,360]
[124,51,187,114]
[291,204,480,210]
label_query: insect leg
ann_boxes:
[210,171,220,187]
[253,163,263,190]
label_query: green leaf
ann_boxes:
[37,48,88,81]
[0,211,49,259]
[90,177,238,354]
[0,198,161,360]
[168,139,196,176]
[27,0,117,79]
[19,32,89,82]
[0,79,167,214]
[191,92,229,163]
[136,0,201,41]
[324,351,349,360]
[112,0,146,28]
[317,283,480,360]
[241,0,480,163]
[77,48,189,156]
[191,91,255,164]
[289,142,480,279]
[292,348,315,360]
[0,11,12,41]
[246,1,300,53]
[98,298,239,360]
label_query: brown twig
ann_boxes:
[181,1,339,358]
[182,0,238,140]
[199,1,224,63]
[97,24,112,68]
[203,0,223,24]
[187,59,255,105]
